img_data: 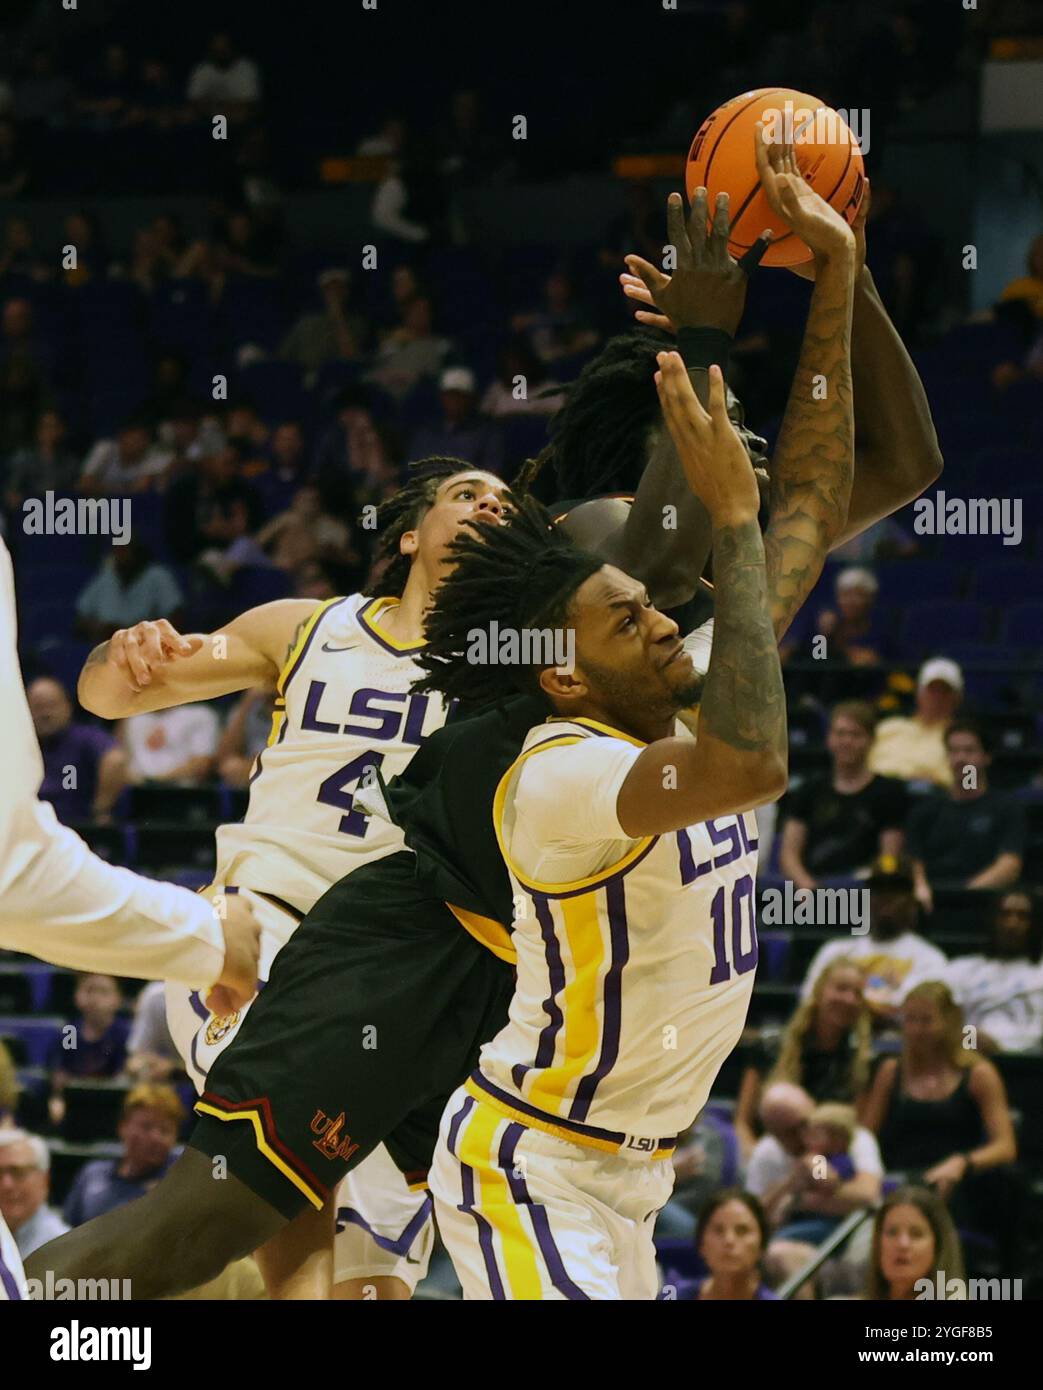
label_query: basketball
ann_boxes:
[685,87,866,267]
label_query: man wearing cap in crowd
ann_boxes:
[869,656,964,787]
[409,363,504,474]
[799,854,948,1024]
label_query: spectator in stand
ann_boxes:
[0,297,52,453]
[47,972,130,1124]
[187,32,261,123]
[4,408,80,508]
[735,958,872,1158]
[779,701,907,890]
[801,855,947,1025]
[680,1191,779,1301]
[370,140,446,248]
[27,677,126,825]
[164,441,267,565]
[60,210,110,287]
[864,1186,964,1301]
[0,1042,19,1127]
[79,417,172,495]
[63,1084,184,1226]
[119,702,220,787]
[480,337,565,418]
[512,270,600,365]
[255,482,358,577]
[869,657,962,788]
[217,688,276,788]
[367,294,452,400]
[994,234,1043,332]
[774,1102,883,1248]
[139,352,204,434]
[815,568,891,667]
[280,268,369,382]
[946,888,1043,1054]
[862,983,1018,1258]
[75,539,184,643]
[76,43,136,128]
[254,419,308,515]
[357,113,408,159]
[125,982,180,1083]
[0,120,28,198]
[410,366,504,475]
[294,558,339,601]
[746,1083,882,1291]
[126,57,189,131]
[225,402,271,469]
[437,89,499,190]
[0,1131,68,1258]
[908,720,1025,913]
[0,214,51,282]
[13,47,73,128]
[311,385,400,514]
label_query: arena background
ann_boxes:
[1,0,1041,1305]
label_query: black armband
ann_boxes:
[676,327,732,380]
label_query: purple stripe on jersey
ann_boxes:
[459,1155,506,1300]
[336,1193,433,1257]
[512,892,565,1092]
[569,874,629,1122]
[355,598,425,658]
[498,1123,590,1301]
[536,835,659,901]
[280,596,350,696]
[469,1070,677,1153]
[446,1094,474,1158]
[0,1245,22,1300]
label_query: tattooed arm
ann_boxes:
[616,359,787,837]
[77,601,320,719]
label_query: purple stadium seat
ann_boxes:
[149,280,214,355]
[236,361,308,425]
[1001,602,1043,652]
[875,560,963,605]
[971,559,1038,605]
[0,1017,63,1067]
[228,565,293,608]
[900,600,990,657]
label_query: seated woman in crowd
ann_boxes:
[735,959,873,1158]
[863,1185,965,1301]
[945,888,1043,1054]
[674,1190,779,1302]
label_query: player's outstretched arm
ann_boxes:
[77,598,323,719]
[752,124,858,641]
[616,358,787,837]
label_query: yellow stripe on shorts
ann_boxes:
[459,1100,543,1300]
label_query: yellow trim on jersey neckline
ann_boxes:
[447,903,517,964]
[463,1078,675,1160]
[492,731,654,896]
[359,595,427,652]
[194,1101,324,1211]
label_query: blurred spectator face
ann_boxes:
[36,409,65,450]
[295,561,335,600]
[271,422,304,467]
[74,973,121,1024]
[2,298,33,341]
[119,1104,179,1173]
[699,1198,764,1279]
[64,212,93,247]
[105,44,129,77]
[804,1121,847,1157]
[203,446,240,485]
[403,297,433,335]
[992,891,1033,959]
[228,405,262,442]
[319,271,350,310]
[118,424,151,463]
[27,677,72,739]
[152,214,180,250]
[827,712,872,774]
[945,728,988,785]
[545,273,573,313]
[901,994,944,1052]
[141,59,168,88]
[869,885,917,940]
[760,1089,812,1155]
[916,678,961,724]
[816,963,864,1032]
[291,484,322,518]
[441,387,475,424]
[227,212,253,248]
[879,1203,936,1290]
[836,577,876,621]
[112,539,149,582]
[170,411,201,451]
[0,1138,48,1231]
[391,265,419,306]
[209,33,236,67]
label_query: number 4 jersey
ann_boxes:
[213,594,451,947]
[474,716,759,1145]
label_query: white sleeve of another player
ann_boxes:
[0,539,225,990]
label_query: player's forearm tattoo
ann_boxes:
[282,615,310,666]
[764,252,856,641]
[699,518,786,757]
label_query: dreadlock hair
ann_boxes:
[413,494,603,709]
[529,328,673,500]
[367,456,473,598]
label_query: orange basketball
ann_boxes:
[685,87,865,268]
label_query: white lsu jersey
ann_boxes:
[214,593,451,938]
[472,717,760,1147]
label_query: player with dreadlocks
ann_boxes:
[71,457,512,1301]
[31,138,934,1300]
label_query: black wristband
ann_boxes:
[676,326,732,379]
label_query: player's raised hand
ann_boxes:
[621,190,771,336]
[106,618,203,692]
[654,353,760,524]
[789,177,870,282]
[754,122,856,265]
[206,892,261,1016]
